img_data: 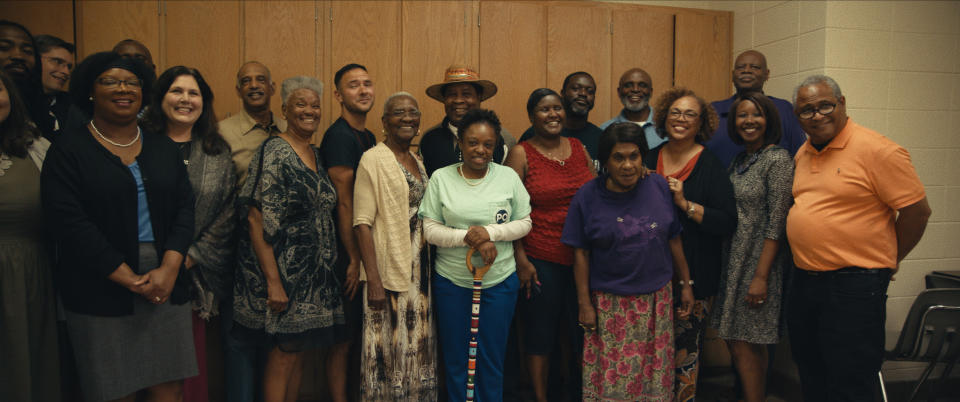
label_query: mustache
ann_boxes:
[3,61,29,71]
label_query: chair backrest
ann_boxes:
[926,273,960,289]
[889,289,960,359]
[916,306,960,362]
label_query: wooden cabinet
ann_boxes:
[53,0,730,141]
[327,0,402,140]
[547,2,612,122]
[75,0,161,59]
[0,1,75,43]
[164,1,242,120]
[401,0,475,139]
[241,1,320,123]
[610,6,675,111]
[479,1,548,137]
[675,12,732,102]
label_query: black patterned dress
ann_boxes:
[233,136,345,351]
[711,145,794,344]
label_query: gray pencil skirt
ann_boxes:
[65,243,197,402]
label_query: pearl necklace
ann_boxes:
[458,164,487,186]
[91,120,141,147]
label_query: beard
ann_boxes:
[566,99,592,117]
[621,94,649,113]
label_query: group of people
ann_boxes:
[0,17,931,402]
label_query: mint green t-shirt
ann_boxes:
[419,163,532,289]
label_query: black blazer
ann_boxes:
[41,125,195,316]
[645,144,737,299]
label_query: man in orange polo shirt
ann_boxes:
[785,75,931,402]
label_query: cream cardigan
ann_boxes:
[352,142,426,292]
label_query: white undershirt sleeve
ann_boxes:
[483,215,532,242]
[423,218,469,248]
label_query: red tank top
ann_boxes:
[520,137,594,266]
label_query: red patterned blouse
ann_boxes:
[520,137,594,266]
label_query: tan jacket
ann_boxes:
[353,143,426,291]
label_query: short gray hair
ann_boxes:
[793,74,843,103]
[382,91,417,116]
[281,76,324,105]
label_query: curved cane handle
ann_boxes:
[466,246,493,281]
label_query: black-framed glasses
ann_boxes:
[389,109,421,118]
[96,77,142,89]
[797,103,836,120]
[668,109,699,120]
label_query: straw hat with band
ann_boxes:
[425,65,498,102]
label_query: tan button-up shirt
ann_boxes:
[219,109,286,187]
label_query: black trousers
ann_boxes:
[787,267,891,402]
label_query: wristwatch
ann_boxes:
[686,201,696,218]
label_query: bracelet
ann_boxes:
[686,201,696,218]
[676,279,694,287]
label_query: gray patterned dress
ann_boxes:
[360,160,437,401]
[710,145,794,344]
[233,136,345,350]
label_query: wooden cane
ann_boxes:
[465,246,492,402]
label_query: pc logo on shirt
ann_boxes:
[495,209,508,224]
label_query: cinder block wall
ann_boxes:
[710,0,960,382]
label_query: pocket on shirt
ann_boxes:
[489,201,512,224]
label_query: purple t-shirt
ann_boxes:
[561,174,681,295]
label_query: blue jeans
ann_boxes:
[434,273,519,402]
[220,296,267,402]
[788,267,891,402]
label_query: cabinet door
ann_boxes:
[479,0,547,137]
[610,6,674,114]
[401,0,473,139]
[242,0,319,122]
[164,0,242,120]
[0,1,75,45]
[327,0,401,141]
[674,12,731,102]
[546,2,612,124]
[76,0,160,58]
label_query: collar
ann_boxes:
[445,117,459,137]
[237,109,283,136]
[618,106,655,127]
[801,118,856,155]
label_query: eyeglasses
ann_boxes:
[668,109,699,121]
[797,103,836,120]
[96,77,142,89]
[389,109,421,118]
[42,56,73,70]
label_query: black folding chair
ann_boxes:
[926,273,960,289]
[880,289,960,402]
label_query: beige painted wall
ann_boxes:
[709,0,960,382]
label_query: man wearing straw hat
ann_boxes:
[419,65,516,176]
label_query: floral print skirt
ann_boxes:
[582,283,674,401]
